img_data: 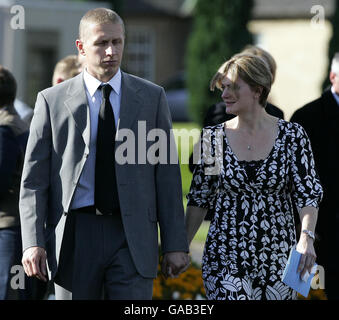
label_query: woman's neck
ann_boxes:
[233,107,271,134]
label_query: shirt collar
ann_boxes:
[331,86,339,106]
[83,68,122,97]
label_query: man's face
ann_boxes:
[77,22,124,82]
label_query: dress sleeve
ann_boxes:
[290,123,323,210]
[186,127,221,210]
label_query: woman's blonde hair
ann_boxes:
[241,45,277,82]
[210,53,273,107]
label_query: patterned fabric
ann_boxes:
[187,119,323,300]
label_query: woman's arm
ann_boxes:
[185,206,208,246]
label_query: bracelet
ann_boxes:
[302,229,315,240]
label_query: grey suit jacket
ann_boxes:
[19,71,188,285]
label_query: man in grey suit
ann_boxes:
[19,8,189,300]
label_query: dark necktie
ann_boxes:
[95,84,120,215]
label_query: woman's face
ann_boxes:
[220,72,258,115]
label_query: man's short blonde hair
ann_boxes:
[79,8,125,41]
[52,55,80,86]
[211,53,273,107]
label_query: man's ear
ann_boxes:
[330,71,337,85]
[76,39,85,56]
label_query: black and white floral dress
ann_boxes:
[187,119,323,300]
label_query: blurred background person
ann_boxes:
[13,99,33,127]
[52,54,81,86]
[0,65,30,300]
[290,52,339,300]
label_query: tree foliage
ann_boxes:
[186,0,254,125]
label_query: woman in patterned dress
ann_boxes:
[185,53,323,300]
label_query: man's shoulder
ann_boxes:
[122,72,163,92]
[40,73,82,98]
[291,90,332,120]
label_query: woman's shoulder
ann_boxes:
[200,122,224,138]
[279,119,309,139]
[203,122,224,131]
[278,118,302,131]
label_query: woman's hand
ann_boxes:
[296,233,316,282]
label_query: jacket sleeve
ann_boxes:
[19,92,52,251]
[154,88,189,254]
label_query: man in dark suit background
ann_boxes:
[19,8,189,300]
[0,65,30,300]
[290,52,339,300]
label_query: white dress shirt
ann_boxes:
[70,68,122,209]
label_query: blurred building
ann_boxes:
[250,0,335,120]
[0,0,336,121]
[121,0,193,121]
[0,0,109,107]
[121,0,193,85]
[123,0,336,121]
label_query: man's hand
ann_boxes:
[22,246,48,282]
[161,252,190,279]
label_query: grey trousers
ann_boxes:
[55,212,153,300]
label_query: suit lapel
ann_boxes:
[63,71,142,150]
[118,72,142,131]
[64,73,91,150]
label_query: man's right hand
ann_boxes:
[22,246,48,282]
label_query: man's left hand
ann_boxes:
[161,252,190,279]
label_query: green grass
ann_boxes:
[172,122,201,207]
[172,122,209,243]
[193,221,210,243]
